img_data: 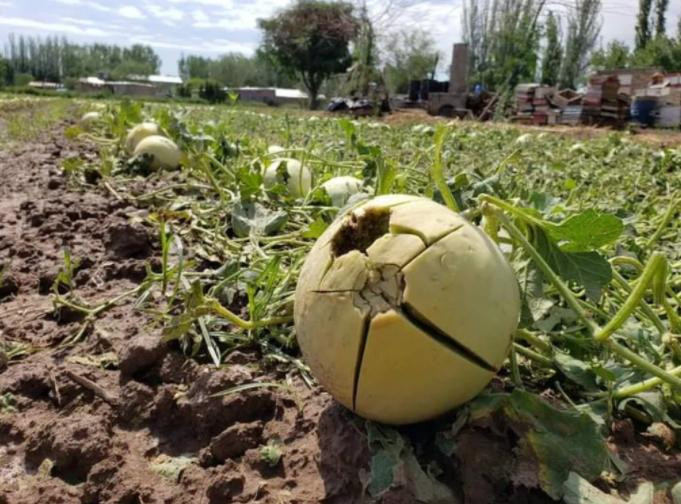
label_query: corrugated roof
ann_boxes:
[148,75,183,84]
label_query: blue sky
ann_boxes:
[0,0,679,76]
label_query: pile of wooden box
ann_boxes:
[513,84,559,125]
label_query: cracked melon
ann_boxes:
[294,195,520,424]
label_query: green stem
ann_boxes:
[610,267,666,335]
[595,253,666,342]
[203,298,292,330]
[515,328,552,353]
[612,364,681,398]
[646,196,679,250]
[510,345,523,386]
[488,205,599,334]
[430,125,459,212]
[487,199,681,392]
[513,343,554,367]
[606,339,681,390]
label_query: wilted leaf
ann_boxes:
[563,472,653,504]
[671,481,681,504]
[366,423,455,503]
[231,201,287,238]
[466,389,608,499]
[150,454,195,482]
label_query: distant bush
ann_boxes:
[199,79,226,103]
[13,73,33,87]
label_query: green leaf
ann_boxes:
[302,218,328,239]
[235,165,263,201]
[532,226,612,301]
[554,351,599,390]
[231,201,288,238]
[546,209,623,252]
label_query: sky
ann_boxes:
[0,0,679,77]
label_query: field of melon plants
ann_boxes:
[1,95,681,504]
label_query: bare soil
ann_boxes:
[0,119,679,504]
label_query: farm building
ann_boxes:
[28,81,62,90]
[75,75,182,98]
[232,87,311,106]
[128,74,183,97]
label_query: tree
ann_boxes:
[3,34,160,83]
[636,0,653,50]
[541,11,562,86]
[590,40,631,70]
[630,35,681,71]
[258,0,359,109]
[382,28,439,94]
[654,0,669,36]
[559,0,602,89]
[463,0,546,93]
[344,2,381,97]
[177,50,297,88]
[0,57,13,86]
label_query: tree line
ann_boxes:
[0,34,160,85]
[177,51,296,89]
[591,1,681,73]
[463,0,603,92]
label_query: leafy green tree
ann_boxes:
[382,28,439,95]
[177,50,297,88]
[199,79,226,103]
[590,40,631,70]
[258,0,359,109]
[630,35,681,71]
[654,0,669,36]
[0,57,13,86]
[560,0,602,89]
[636,0,653,50]
[541,11,562,86]
[3,34,160,82]
[463,0,545,93]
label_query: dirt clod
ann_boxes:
[210,420,264,462]
[104,222,151,259]
[117,333,167,377]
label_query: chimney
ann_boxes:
[450,43,469,94]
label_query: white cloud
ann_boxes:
[118,6,145,19]
[192,8,209,23]
[59,16,98,26]
[145,3,184,22]
[131,34,256,54]
[0,0,13,6]
[0,16,112,37]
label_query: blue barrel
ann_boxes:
[632,98,657,127]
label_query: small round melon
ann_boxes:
[80,111,101,129]
[267,145,286,155]
[321,176,363,207]
[125,122,159,153]
[133,135,181,169]
[264,158,311,198]
[294,195,520,424]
